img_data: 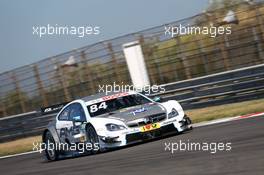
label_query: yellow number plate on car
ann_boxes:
[140,123,160,132]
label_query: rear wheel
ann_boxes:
[86,125,100,154]
[43,131,59,161]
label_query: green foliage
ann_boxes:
[207,0,243,11]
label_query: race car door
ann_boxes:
[56,103,86,143]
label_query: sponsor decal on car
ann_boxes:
[102,92,129,101]
[140,123,160,132]
[131,107,147,116]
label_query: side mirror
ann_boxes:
[153,96,161,102]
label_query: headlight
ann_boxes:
[168,108,179,119]
[105,123,126,131]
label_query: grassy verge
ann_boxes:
[0,98,264,157]
[0,136,41,157]
[186,98,264,123]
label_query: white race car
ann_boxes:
[42,91,192,161]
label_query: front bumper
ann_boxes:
[126,123,176,144]
[126,115,192,144]
[98,115,192,148]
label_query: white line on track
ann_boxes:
[0,151,38,159]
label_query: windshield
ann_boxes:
[87,94,151,117]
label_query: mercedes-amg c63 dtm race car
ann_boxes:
[42,91,192,161]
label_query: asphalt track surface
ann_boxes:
[0,116,263,175]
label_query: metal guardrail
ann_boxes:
[0,112,55,142]
[150,63,264,109]
[1,64,264,142]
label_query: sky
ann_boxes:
[0,0,208,73]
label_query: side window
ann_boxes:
[69,103,86,122]
[58,106,71,121]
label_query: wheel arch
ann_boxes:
[85,122,96,132]
[161,100,185,117]
[42,125,60,144]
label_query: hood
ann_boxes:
[95,102,166,124]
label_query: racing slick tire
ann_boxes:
[184,115,193,130]
[43,131,59,161]
[86,124,101,154]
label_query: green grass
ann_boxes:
[0,98,264,157]
[186,98,264,123]
[0,136,41,157]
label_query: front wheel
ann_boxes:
[86,125,100,154]
[184,115,193,130]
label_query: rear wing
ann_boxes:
[40,102,69,115]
